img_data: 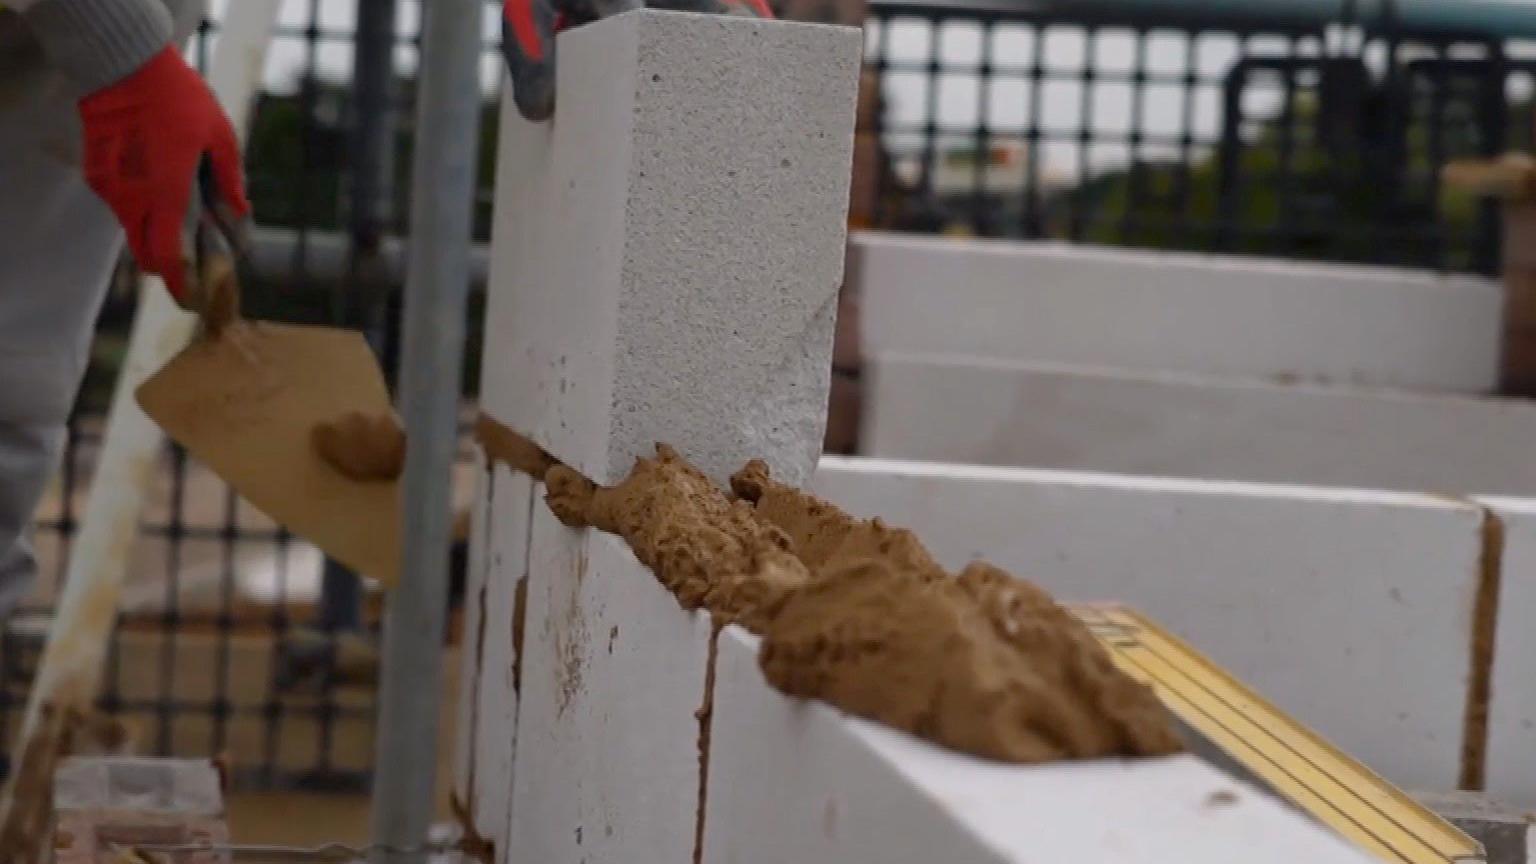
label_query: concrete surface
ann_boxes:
[507,510,712,864]
[863,355,1536,497]
[811,456,1488,792]
[480,9,861,489]
[855,232,1501,393]
[466,465,531,853]
[475,16,866,861]
[702,626,1376,863]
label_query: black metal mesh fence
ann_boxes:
[10,0,1535,791]
[864,0,1536,275]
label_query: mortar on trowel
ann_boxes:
[136,238,409,587]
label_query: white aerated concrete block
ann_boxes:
[470,466,534,853]
[811,457,1486,792]
[1476,496,1536,809]
[481,10,861,488]
[507,504,713,864]
[702,627,1375,864]
[855,233,1501,393]
[865,356,1536,497]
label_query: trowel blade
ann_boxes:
[136,322,400,587]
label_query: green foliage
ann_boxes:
[1062,86,1529,269]
[1068,93,1476,270]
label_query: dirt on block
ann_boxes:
[478,415,1183,764]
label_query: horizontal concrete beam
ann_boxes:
[811,456,1488,793]
[863,355,1536,497]
[703,626,1377,863]
[854,232,1501,394]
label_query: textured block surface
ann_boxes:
[811,456,1486,792]
[864,355,1536,497]
[507,507,713,864]
[703,627,1375,864]
[481,10,861,488]
[470,466,535,852]
[856,232,1501,393]
[1477,496,1536,809]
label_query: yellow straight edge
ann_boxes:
[1070,604,1481,864]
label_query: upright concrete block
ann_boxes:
[468,466,535,854]
[480,9,861,488]
[863,355,1536,497]
[474,12,862,863]
[508,506,714,864]
[1477,496,1536,809]
[702,627,1376,864]
[855,232,1501,393]
[811,457,1487,792]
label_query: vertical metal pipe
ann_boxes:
[368,0,482,859]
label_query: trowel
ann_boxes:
[135,169,401,587]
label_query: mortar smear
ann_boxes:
[479,418,1181,763]
[543,445,806,632]
[312,410,407,481]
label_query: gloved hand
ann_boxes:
[501,0,773,122]
[78,45,249,304]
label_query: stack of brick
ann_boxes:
[52,757,228,864]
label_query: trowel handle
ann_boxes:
[197,248,241,338]
[188,157,246,338]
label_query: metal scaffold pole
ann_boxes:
[368,0,483,860]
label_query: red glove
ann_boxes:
[79,46,249,302]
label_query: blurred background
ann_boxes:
[11,0,1535,817]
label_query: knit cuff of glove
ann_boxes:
[23,0,173,93]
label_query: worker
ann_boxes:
[501,0,773,122]
[0,0,772,627]
[0,0,249,618]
